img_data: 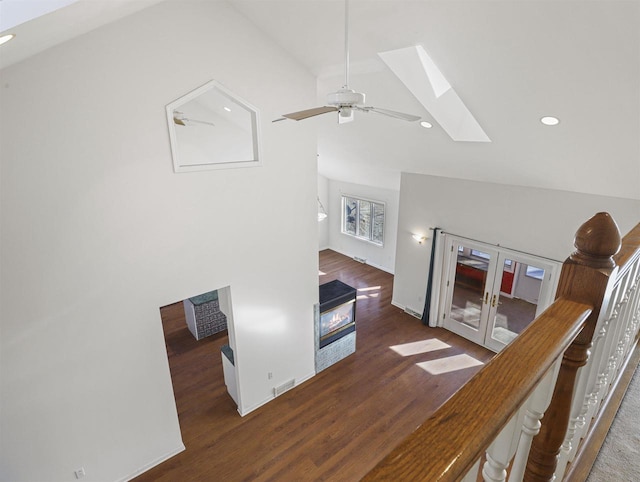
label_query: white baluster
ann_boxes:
[621,267,640,356]
[557,279,618,472]
[509,359,561,482]
[482,413,521,482]
[596,284,625,409]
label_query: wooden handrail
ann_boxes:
[524,213,622,481]
[364,212,634,482]
[613,222,640,277]
[362,299,592,482]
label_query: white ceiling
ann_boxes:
[2,0,639,199]
[0,0,164,69]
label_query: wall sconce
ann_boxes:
[412,234,427,244]
[318,197,328,222]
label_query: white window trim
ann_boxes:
[341,195,385,247]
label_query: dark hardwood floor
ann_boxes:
[135,249,494,481]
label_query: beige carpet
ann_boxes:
[586,365,640,481]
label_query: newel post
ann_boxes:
[523,213,621,482]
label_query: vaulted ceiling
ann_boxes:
[2,0,639,199]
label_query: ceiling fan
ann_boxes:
[173,111,215,127]
[276,0,421,124]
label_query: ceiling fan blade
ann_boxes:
[189,118,216,127]
[282,106,338,121]
[173,114,215,127]
[356,106,421,122]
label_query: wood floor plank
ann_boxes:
[134,249,494,481]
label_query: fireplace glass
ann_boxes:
[320,300,355,344]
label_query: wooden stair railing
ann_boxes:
[560,217,640,480]
[363,213,640,482]
[523,213,620,482]
[362,299,592,481]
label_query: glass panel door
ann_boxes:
[484,254,557,352]
[442,238,498,345]
[438,235,560,352]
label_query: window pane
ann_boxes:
[344,197,357,235]
[525,265,545,280]
[471,249,490,260]
[372,202,384,245]
[341,195,384,246]
[358,201,371,239]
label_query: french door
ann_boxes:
[439,236,559,352]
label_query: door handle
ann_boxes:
[484,292,489,304]
[491,294,497,307]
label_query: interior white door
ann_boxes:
[483,253,558,352]
[439,235,560,352]
[442,237,499,346]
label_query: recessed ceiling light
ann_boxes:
[540,116,560,126]
[0,34,16,46]
[420,121,432,129]
[223,107,231,112]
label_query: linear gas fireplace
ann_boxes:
[316,280,357,371]
[319,299,355,348]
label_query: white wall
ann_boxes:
[0,2,318,481]
[326,179,399,273]
[393,172,640,315]
[318,174,330,249]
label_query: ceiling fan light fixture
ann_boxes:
[338,107,355,124]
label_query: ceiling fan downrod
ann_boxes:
[343,0,350,90]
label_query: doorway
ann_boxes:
[438,235,559,352]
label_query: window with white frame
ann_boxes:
[342,196,385,246]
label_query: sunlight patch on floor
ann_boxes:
[319,270,326,276]
[357,293,380,300]
[389,338,451,357]
[416,354,484,375]
[356,285,381,300]
[358,286,381,292]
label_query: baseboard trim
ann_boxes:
[366,259,394,275]
[326,247,395,275]
[121,443,186,482]
[391,300,425,318]
[238,370,316,417]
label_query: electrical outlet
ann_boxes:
[74,468,85,479]
[268,372,273,379]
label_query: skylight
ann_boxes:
[378,45,491,143]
